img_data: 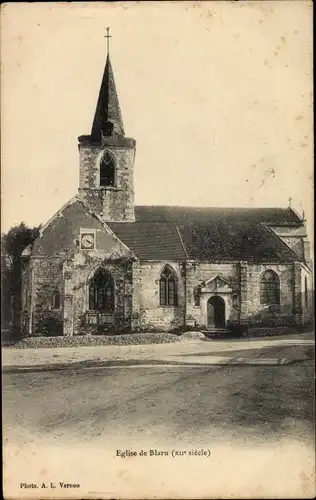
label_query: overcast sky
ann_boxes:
[1,1,313,238]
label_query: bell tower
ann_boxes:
[78,29,136,222]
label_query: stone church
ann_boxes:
[21,47,312,336]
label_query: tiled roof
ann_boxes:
[107,221,187,260]
[29,199,303,263]
[134,206,302,225]
[108,206,302,262]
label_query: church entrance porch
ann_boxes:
[207,296,226,329]
[199,275,233,329]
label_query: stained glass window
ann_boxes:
[159,267,178,306]
[260,270,280,305]
[89,269,114,311]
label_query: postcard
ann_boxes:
[1,1,314,498]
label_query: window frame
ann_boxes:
[52,291,61,310]
[159,266,178,307]
[259,270,280,307]
[23,286,28,309]
[304,276,308,307]
[88,268,115,313]
[193,286,201,307]
[100,150,116,188]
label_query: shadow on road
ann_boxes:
[3,360,315,448]
[178,344,314,359]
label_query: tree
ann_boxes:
[1,222,40,339]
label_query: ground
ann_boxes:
[2,333,315,498]
[3,360,314,446]
[2,330,314,369]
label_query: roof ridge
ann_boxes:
[135,205,293,210]
[175,224,189,259]
[38,194,79,238]
[261,223,302,261]
[287,205,304,223]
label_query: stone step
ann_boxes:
[202,328,228,336]
[203,328,227,332]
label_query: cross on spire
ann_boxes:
[288,197,292,207]
[91,27,125,138]
[105,27,112,55]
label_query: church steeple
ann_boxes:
[78,30,136,223]
[91,52,125,139]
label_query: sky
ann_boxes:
[1,1,313,239]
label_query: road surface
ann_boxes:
[3,356,315,498]
[3,360,314,446]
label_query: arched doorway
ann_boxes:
[207,296,226,328]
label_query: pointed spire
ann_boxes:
[91,30,125,139]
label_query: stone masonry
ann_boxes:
[78,137,136,223]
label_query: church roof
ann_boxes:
[91,55,125,138]
[108,206,303,262]
[27,197,303,263]
[108,221,187,261]
[133,205,302,225]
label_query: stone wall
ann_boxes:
[63,254,133,335]
[25,252,133,336]
[130,260,304,331]
[22,193,137,336]
[185,262,238,328]
[23,252,310,335]
[301,265,313,325]
[29,256,64,335]
[78,143,135,222]
[21,260,32,335]
[132,261,185,331]
[246,263,295,325]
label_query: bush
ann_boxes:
[226,322,248,337]
[246,326,307,338]
[12,332,180,349]
[35,315,63,336]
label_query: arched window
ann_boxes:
[24,286,28,308]
[100,151,116,187]
[159,266,178,306]
[304,276,308,307]
[232,294,239,309]
[260,270,280,305]
[89,269,114,312]
[193,286,200,307]
[52,291,60,310]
